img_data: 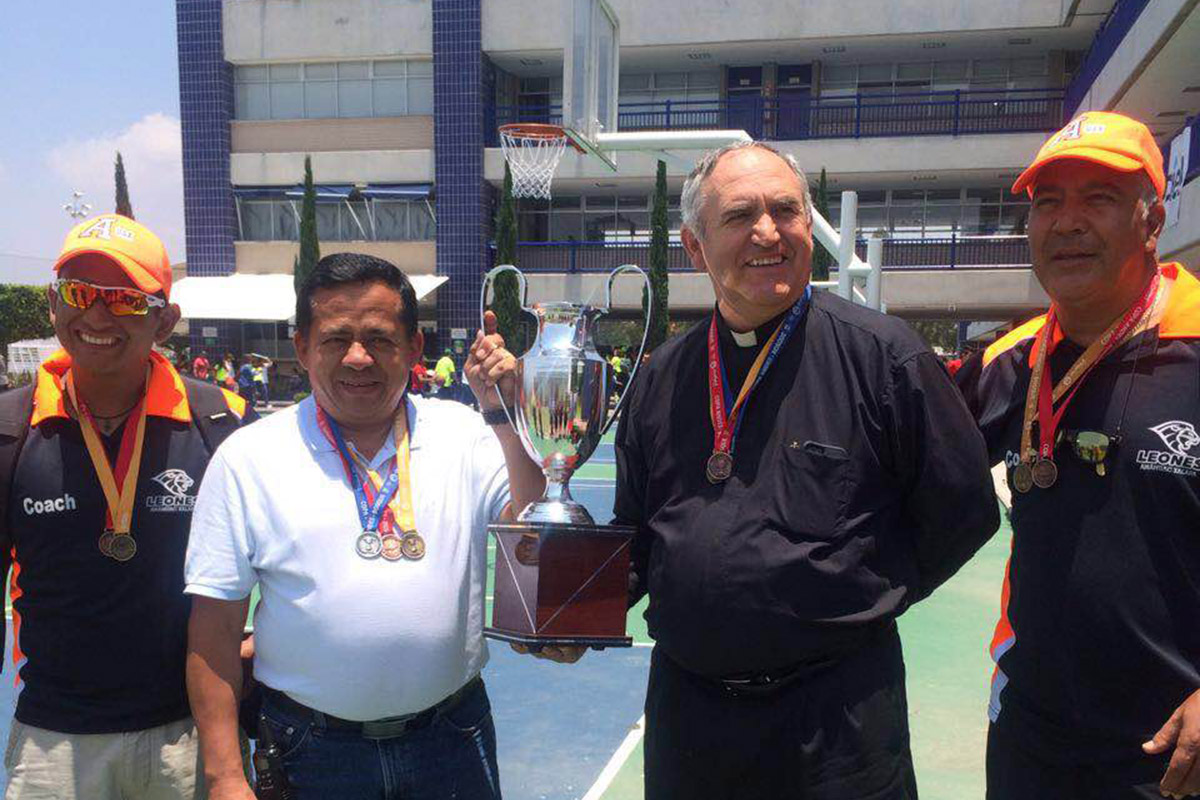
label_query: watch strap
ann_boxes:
[482,406,516,427]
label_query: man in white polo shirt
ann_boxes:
[184,253,543,800]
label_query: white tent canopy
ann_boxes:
[172,273,449,321]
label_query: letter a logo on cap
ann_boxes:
[78,217,116,241]
[1051,116,1085,145]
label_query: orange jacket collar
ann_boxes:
[983,263,1200,369]
[31,349,192,427]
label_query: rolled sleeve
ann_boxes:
[893,351,1000,600]
[185,447,257,601]
[473,420,513,525]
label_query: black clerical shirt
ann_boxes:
[614,289,999,678]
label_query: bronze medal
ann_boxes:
[98,531,115,556]
[1031,458,1058,489]
[380,534,405,562]
[108,534,137,562]
[355,531,383,560]
[706,451,733,483]
[400,531,426,561]
[1012,462,1034,494]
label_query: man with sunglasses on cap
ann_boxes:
[0,213,254,799]
[955,112,1200,799]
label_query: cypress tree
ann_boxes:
[643,159,670,351]
[812,167,832,281]
[490,163,525,351]
[114,152,134,219]
[294,155,320,294]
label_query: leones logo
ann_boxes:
[1137,421,1200,476]
[147,468,197,512]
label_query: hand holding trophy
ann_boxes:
[480,264,651,652]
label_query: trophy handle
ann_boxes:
[479,264,530,429]
[599,264,652,437]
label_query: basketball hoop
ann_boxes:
[499,123,576,200]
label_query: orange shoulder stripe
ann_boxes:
[982,315,1048,369]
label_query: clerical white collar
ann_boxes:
[730,328,758,348]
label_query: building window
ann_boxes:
[236,198,435,242]
[819,56,1049,97]
[826,187,1029,239]
[516,193,683,243]
[234,60,434,120]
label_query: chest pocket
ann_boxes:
[765,439,851,542]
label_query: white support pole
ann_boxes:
[837,191,858,301]
[866,236,883,311]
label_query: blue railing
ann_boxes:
[1065,0,1151,116]
[498,235,1030,273]
[493,89,1064,145]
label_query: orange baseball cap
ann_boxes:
[1012,111,1165,199]
[54,214,172,298]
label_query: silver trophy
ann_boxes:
[480,263,651,649]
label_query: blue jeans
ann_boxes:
[259,680,501,800]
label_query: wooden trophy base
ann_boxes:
[485,522,633,650]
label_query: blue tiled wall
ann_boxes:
[434,0,487,365]
[177,0,237,355]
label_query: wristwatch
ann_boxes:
[481,406,516,427]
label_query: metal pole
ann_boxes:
[837,191,858,301]
[866,236,882,311]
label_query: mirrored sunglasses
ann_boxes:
[53,279,165,317]
[1057,429,1120,476]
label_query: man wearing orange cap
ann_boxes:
[0,214,254,799]
[956,112,1200,798]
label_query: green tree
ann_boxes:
[0,285,54,350]
[643,159,670,351]
[908,319,959,353]
[490,163,526,351]
[294,155,320,294]
[811,167,831,281]
[114,152,134,219]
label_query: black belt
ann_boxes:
[261,676,481,740]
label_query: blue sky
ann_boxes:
[0,0,183,284]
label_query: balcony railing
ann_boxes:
[493,89,1065,144]
[498,235,1030,273]
[1065,0,1151,115]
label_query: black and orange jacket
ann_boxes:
[6,350,249,734]
[955,262,1200,754]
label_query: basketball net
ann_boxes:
[499,124,570,200]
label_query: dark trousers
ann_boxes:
[644,625,917,800]
[987,706,1175,799]
[259,680,501,800]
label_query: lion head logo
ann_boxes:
[151,469,195,499]
[1150,421,1200,458]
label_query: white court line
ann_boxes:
[581,714,645,800]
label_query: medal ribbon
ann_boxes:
[707,288,811,458]
[316,405,401,535]
[344,408,416,535]
[65,370,149,534]
[1020,272,1160,464]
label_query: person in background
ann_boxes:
[236,356,255,407]
[192,351,210,382]
[434,348,456,401]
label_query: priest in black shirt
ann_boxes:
[613,142,999,799]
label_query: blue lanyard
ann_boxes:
[718,286,811,443]
[324,415,401,533]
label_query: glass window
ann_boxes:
[933,61,968,83]
[304,81,337,118]
[549,211,582,240]
[926,189,962,203]
[689,70,720,88]
[236,65,269,83]
[999,204,1028,234]
[236,83,270,120]
[376,201,408,240]
[974,59,1008,79]
[925,204,962,233]
[275,203,298,241]
[409,202,435,240]
[1011,57,1046,77]
[341,202,369,240]
[407,77,434,114]
[859,64,892,84]
[373,79,406,116]
[339,80,373,117]
[315,204,340,241]
[305,63,336,80]
[897,62,931,81]
[269,83,304,119]
[890,189,924,205]
[617,195,646,210]
[655,73,687,89]
[338,62,369,80]
[270,64,301,80]
[584,212,617,240]
[374,60,407,78]
[552,196,582,209]
[584,195,616,211]
[240,201,273,240]
[823,64,857,86]
[407,60,433,78]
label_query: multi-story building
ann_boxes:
[176,0,1200,364]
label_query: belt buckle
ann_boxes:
[361,713,419,740]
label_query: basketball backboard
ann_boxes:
[562,0,620,168]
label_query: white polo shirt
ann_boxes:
[185,394,511,720]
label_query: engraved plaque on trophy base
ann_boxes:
[485,522,633,650]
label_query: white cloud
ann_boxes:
[46,113,185,261]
